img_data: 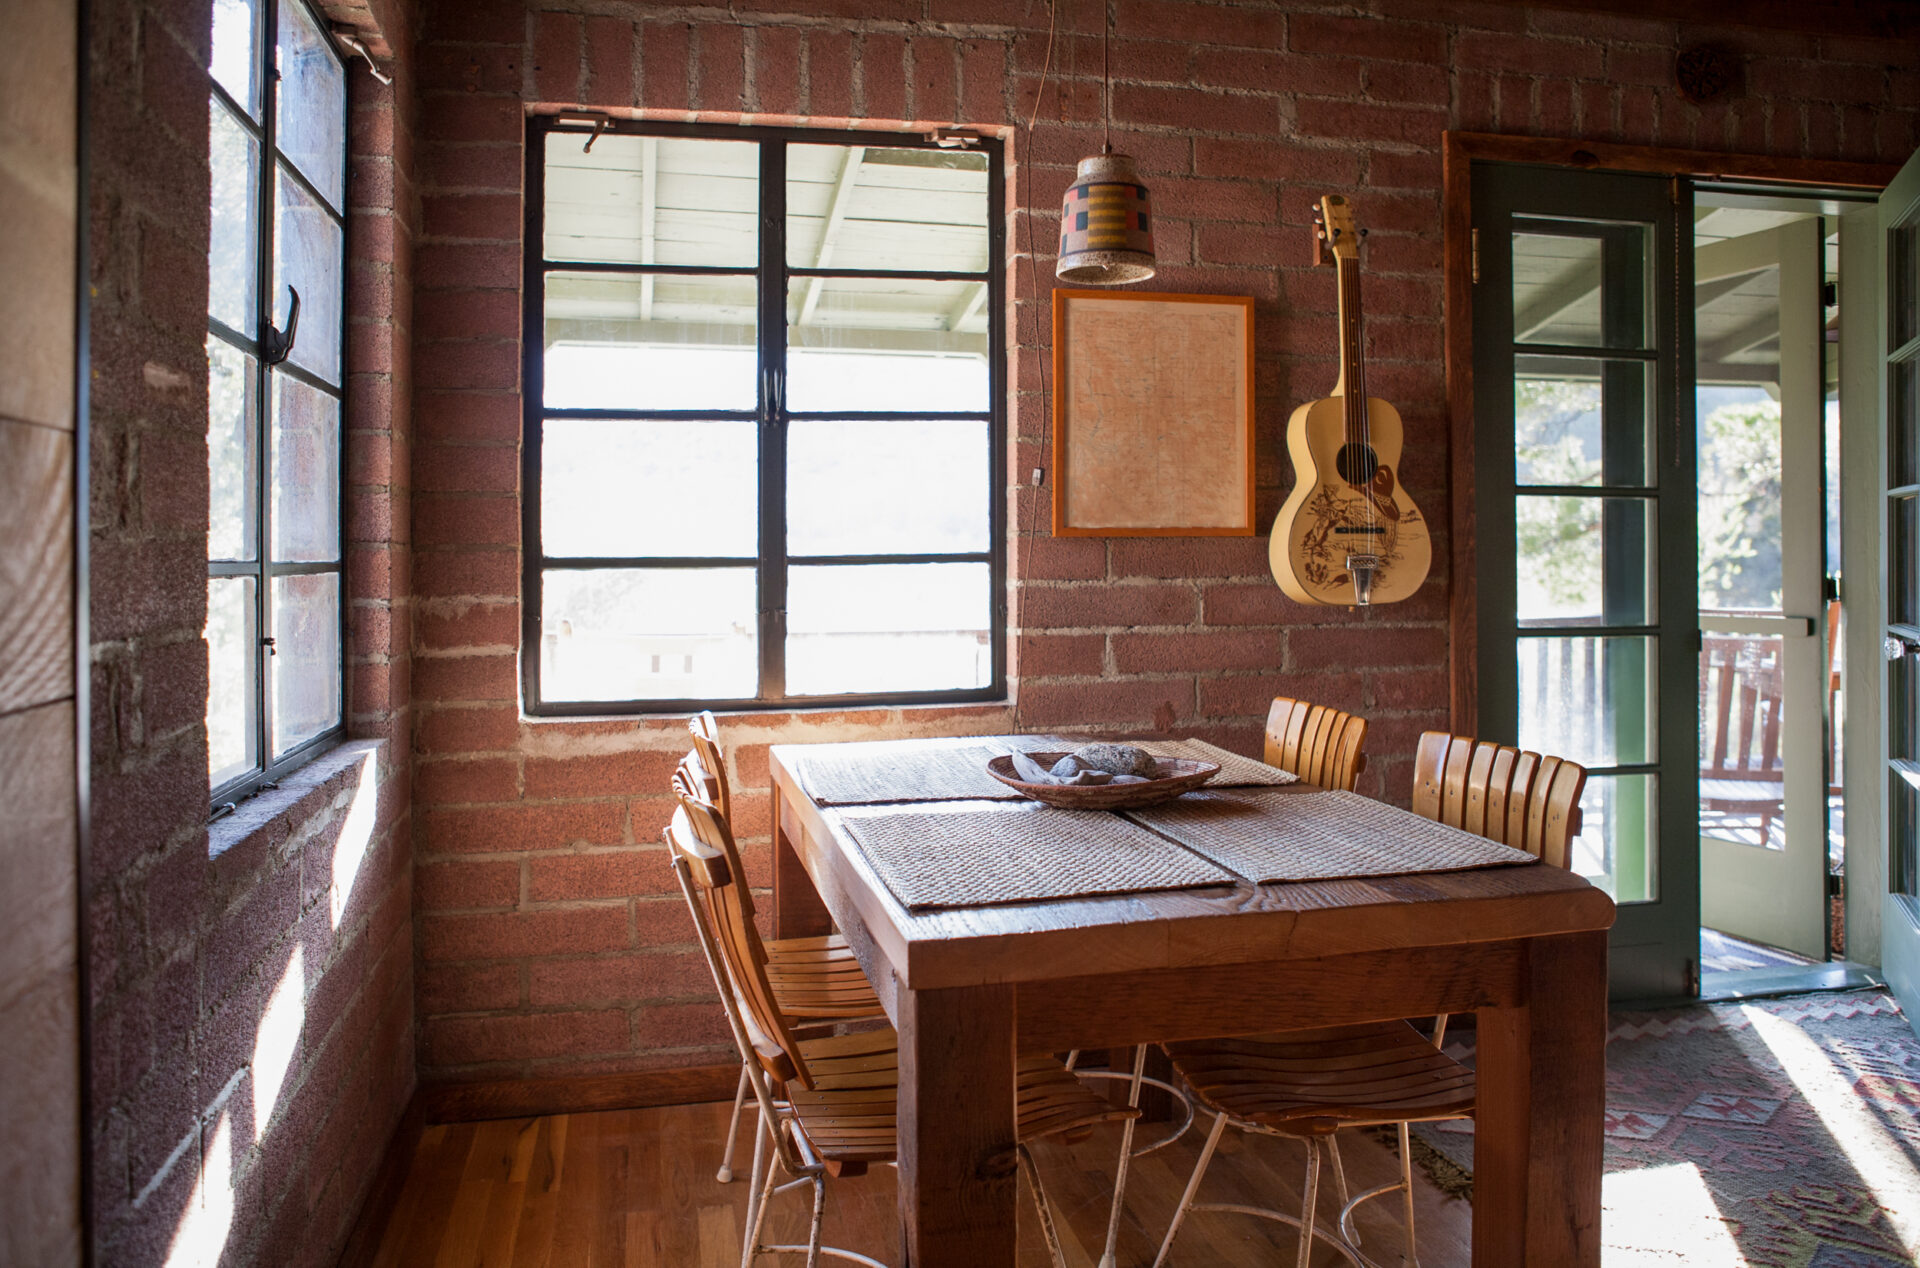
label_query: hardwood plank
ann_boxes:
[896,984,1018,1267]
[509,1116,569,1268]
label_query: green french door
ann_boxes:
[1473,164,1700,1001]
[1881,148,1920,1033]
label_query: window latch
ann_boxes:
[264,285,301,366]
[262,636,277,657]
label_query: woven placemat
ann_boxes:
[1142,739,1297,787]
[835,801,1237,912]
[790,737,1059,806]
[1126,787,1538,884]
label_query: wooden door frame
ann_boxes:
[1442,131,1898,735]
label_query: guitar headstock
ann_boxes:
[1313,194,1360,265]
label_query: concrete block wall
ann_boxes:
[84,0,421,1264]
[406,0,1920,1087]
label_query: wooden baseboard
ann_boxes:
[417,1063,741,1125]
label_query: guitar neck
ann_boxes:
[1332,254,1365,406]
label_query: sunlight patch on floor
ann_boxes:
[1602,1162,1747,1265]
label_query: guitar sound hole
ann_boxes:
[1335,443,1380,488]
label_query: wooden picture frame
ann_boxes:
[1051,290,1256,537]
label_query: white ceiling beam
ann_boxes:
[640,137,658,321]
[946,281,987,332]
[797,146,866,327]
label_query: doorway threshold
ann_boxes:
[1699,960,1886,1003]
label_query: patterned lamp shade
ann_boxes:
[1056,152,1156,285]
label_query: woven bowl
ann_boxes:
[984,753,1220,810]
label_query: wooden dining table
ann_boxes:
[768,738,1617,1267]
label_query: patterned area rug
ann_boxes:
[1411,991,1920,1265]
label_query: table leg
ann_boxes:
[896,983,1018,1267]
[1473,930,1608,1266]
[772,783,831,940]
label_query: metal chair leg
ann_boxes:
[719,1063,752,1182]
[1329,1133,1359,1248]
[1017,1143,1069,1268]
[1296,1139,1324,1268]
[1096,1044,1149,1268]
[1152,1110,1229,1268]
[741,1133,779,1268]
[1399,1122,1418,1267]
[805,1175,828,1268]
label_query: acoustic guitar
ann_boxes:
[1268,195,1431,606]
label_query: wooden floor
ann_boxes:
[361,1096,1472,1266]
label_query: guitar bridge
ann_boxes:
[1345,553,1383,606]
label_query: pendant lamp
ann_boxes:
[1055,3,1155,285]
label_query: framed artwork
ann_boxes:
[1051,290,1256,537]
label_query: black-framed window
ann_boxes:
[206,0,349,810]
[524,119,1006,715]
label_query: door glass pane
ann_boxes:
[1892,495,1919,628]
[1514,358,1650,487]
[540,568,758,702]
[271,372,340,562]
[211,0,260,118]
[208,338,258,561]
[271,572,340,756]
[787,563,991,695]
[210,100,259,335]
[274,164,345,384]
[1892,653,1918,764]
[1511,224,1647,349]
[1894,358,1919,490]
[1574,773,1655,904]
[1517,634,1655,767]
[787,145,989,274]
[207,578,258,788]
[1699,634,1787,851]
[1893,220,1916,350]
[1516,495,1654,627]
[543,272,757,411]
[543,133,759,267]
[787,420,989,557]
[786,278,990,413]
[275,0,346,207]
[541,419,757,558]
[1698,384,1784,613]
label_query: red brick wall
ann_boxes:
[85,0,419,1264]
[408,0,1920,1084]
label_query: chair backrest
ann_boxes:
[1699,636,1785,783]
[688,710,732,823]
[674,752,757,923]
[1264,696,1368,792]
[664,787,814,1088]
[1411,731,1587,870]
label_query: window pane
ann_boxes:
[1893,652,1919,763]
[208,338,258,561]
[1892,495,1919,628]
[210,99,259,334]
[1511,224,1647,349]
[274,164,345,384]
[1893,220,1915,350]
[1699,634,1786,852]
[1515,358,1650,487]
[541,568,758,702]
[1516,496,1654,627]
[271,572,341,756]
[543,132,758,267]
[1572,773,1655,904]
[208,577,258,788]
[211,0,260,118]
[1517,634,1655,767]
[787,145,988,273]
[1893,357,1918,490]
[271,372,340,562]
[1698,384,1783,612]
[542,419,756,558]
[275,0,346,207]
[788,420,989,557]
[787,563,991,695]
[544,271,757,411]
[786,278,990,413]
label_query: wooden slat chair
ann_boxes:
[1152,732,1588,1268]
[665,785,1139,1268]
[1264,695,1369,791]
[1697,636,1787,846]
[672,751,886,1185]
